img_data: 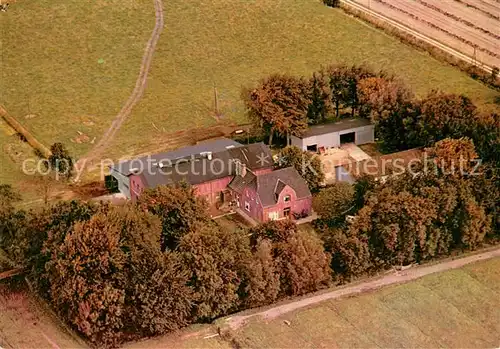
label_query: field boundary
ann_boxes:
[224,246,500,330]
[0,105,51,158]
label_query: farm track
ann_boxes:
[346,0,500,68]
[226,247,500,330]
[76,0,164,171]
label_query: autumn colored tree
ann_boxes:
[242,239,280,308]
[137,182,210,250]
[307,70,333,124]
[0,184,21,214]
[459,199,491,249]
[48,142,74,179]
[179,224,252,320]
[426,137,478,175]
[249,220,331,297]
[313,182,355,224]
[317,226,371,282]
[46,211,129,346]
[276,146,325,192]
[243,74,311,145]
[352,187,439,266]
[357,76,412,120]
[272,228,332,296]
[45,206,194,347]
[470,112,500,166]
[408,92,477,147]
[325,64,376,117]
[0,185,24,263]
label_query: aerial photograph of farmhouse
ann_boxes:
[0,0,499,348]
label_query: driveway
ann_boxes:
[319,143,372,184]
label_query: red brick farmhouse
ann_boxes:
[109,139,312,222]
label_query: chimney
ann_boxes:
[241,163,247,177]
[207,152,212,160]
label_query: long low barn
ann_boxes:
[291,118,375,152]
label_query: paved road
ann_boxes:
[226,247,500,329]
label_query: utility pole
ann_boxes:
[473,45,477,67]
[213,84,220,118]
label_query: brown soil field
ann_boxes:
[351,0,500,68]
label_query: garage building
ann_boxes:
[291,118,374,152]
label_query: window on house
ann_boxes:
[268,211,279,221]
[283,207,291,217]
[284,195,291,202]
[245,201,250,212]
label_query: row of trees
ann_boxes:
[0,184,331,348]
[244,65,499,167]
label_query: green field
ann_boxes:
[125,257,500,349]
[1,0,499,185]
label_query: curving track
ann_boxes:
[343,0,500,70]
[77,0,164,171]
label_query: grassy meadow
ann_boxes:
[226,258,500,349]
[129,257,500,349]
[1,0,499,188]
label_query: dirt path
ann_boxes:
[226,247,500,330]
[76,0,164,171]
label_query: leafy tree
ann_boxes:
[323,0,340,7]
[242,239,280,308]
[357,76,412,120]
[179,224,252,320]
[459,199,491,249]
[426,137,478,175]
[470,112,500,166]
[46,210,130,347]
[249,221,331,297]
[352,187,439,266]
[313,183,355,223]
[48,142,74,179]
[277,146,324,192]
[272,228,332,296]
[325,65,375,117]
[307,70,332,124]
[409,92,477,147]
[243,74,311,145]
[318,226,371,282]
[0,185,24,262]
[250,219,297,245]
[127,250,193,337]
[491,66,499,81]
[44,206,193,347]
[0,184,21,214]
[137,182,210,250]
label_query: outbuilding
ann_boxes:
[291,118,375,152]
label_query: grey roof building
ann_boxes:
[109,138,243,198]
[291,118,375,152]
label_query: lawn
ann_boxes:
[1,0,499,179]
[224,257,500,348]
